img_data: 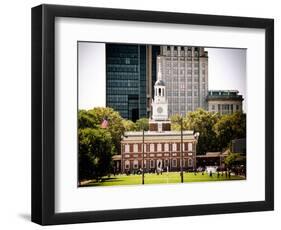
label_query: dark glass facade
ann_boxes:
[106,44,159,121]
[151,46,160,97]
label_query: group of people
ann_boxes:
[194,165,246,178]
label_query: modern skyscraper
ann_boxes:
[157,46,208,117]
[106,44,160,121]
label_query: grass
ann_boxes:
[81,172,245,187]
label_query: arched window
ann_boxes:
[125,160,130,169]
[133,160,138,169]
[158,88,161,96]
[188,158,193,167]
[172,158,177,167]
[150,159,155,168]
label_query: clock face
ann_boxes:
[157,106,163,113]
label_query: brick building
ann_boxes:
[117,64,199,173]
[120,131,198,173]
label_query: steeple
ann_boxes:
[151,56,169,121]
[157,56,162,80]
[149,56,171,132]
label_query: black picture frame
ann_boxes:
[31,4,274,225]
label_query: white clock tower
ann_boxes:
[149,57,171,132]
[152,78,168,121]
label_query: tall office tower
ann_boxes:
[157,46,208,117]
[106,44,159,121]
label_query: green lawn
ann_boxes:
[81,172,245,187]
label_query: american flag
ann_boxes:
[101,117,109,129]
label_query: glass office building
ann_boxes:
[106,44,160,121]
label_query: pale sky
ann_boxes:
[206,47,246,111]
[78,42,246,112]
[78,42,106,109]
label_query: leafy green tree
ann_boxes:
[122,119,137,131]
[79,128,114,181]
[79,107,125,154]
[171,110,246,154]
[78,109,97,129]
[135,118,149,131]
[170,114,182,131]
[179,109,220,154]
[214,112,246,150]
[224,152,241,168]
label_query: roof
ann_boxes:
[196,151,229,158]
[125,130,194,136]
[206,152,222,156]
[121,130,197,142]
[112,155,121,161]
[207,90,243,101]
[155,79,165,86]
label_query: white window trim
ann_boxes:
[188,143,193,151]
[133,144,138,153]
[164,143,169,151]
[172,143,177,151]
[150,143,154,152]
[157,143,162,152]
[125,144,129,153]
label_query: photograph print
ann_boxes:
[78,42,246,187]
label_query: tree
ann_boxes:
[214,112,246,150]
[171,110,246,154]
[78,109,97,129]
[122,119,137,131]
[135,118,149,131]
[224,152,241,168]
[177,109,220,154]
[170,114,182,131]
[78,128,114,181]
[79,107,125,154]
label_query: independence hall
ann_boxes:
[120,131,198,173]
[117,61,199,173]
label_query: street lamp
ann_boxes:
[180,116,184,183]
[142,128,145,185]
[194,132,200,170]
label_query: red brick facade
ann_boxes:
[121,141,196,173]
